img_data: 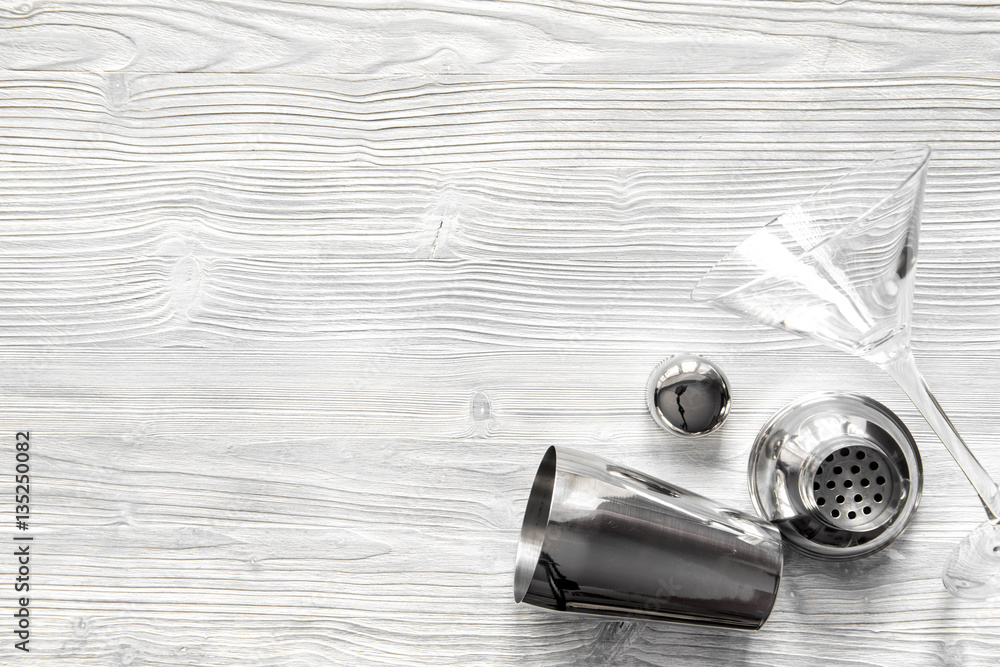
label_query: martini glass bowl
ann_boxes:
[692,146,1000,599]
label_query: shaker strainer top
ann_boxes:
[748,392,923,560]
[810,443,897,530]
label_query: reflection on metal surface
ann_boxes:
[646,354,732,437]
[514,446,783,629]
[748,392,922,560]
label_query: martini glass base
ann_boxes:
[943,522,1000,600]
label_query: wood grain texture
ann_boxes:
[1,7,999,664]
[1,157,999,664]
[0,159,997,354]
[1,0,999,75]
[3,348,1000,665]
[1,73,1000,167]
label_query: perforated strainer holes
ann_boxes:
[811,444,896,527]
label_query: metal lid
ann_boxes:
[646,354,731,437]
[748,392,923,560]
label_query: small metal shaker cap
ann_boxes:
[646,354,731,437]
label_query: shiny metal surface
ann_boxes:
[646,354,731,437]
[514,446,783,629]
[691,146,1000,597]
[748,392,923,560]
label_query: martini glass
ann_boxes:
[692,146,1000,598]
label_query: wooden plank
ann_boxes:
[1,73,1000,167]
[0,159,997,351]
[1,0,999,75]
[4,347,999,664]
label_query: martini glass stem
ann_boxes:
[882,347,1000,522]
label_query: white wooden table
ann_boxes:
[2,2,999,664]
